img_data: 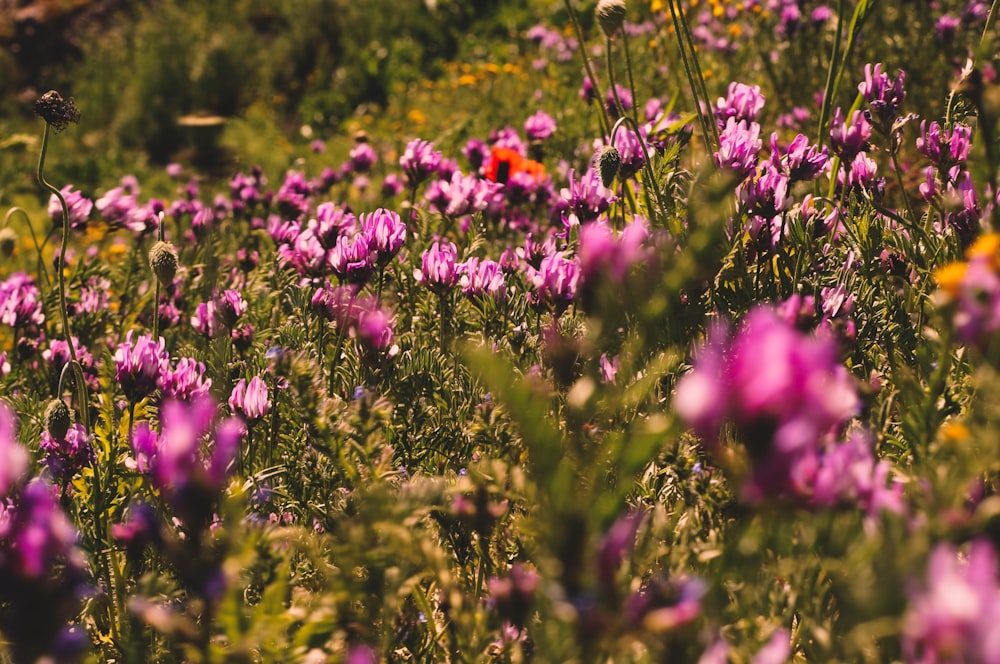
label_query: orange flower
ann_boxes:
[485,146,545,184]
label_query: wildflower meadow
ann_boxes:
[1,0,1000,661]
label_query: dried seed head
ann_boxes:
[33,90,81,132]
[596,0,627,38]
[594,145,622,188]
[0,228,17,257]
[148,240,179,286]
[44,399,73,440]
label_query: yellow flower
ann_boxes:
[651,0,663,10]
[968,232,1000,269]
[935,261,968,300]
[941,421,970,444]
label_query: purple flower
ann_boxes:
[425,171,502,218]
[0,401,28,497]
[858,62,906,133]
[47,184,93,230]
[904,540,1000,663]
[229,376,271,423]
[356,306,397,357]
[360,208,406,267]
[131,397,243,526]
[769,133,828,182]
[623,574,705,632]
[715,118,762,181]
[459,257,506,302]
[39,423,93,487]
[524,110,557,142]
[381,174,404,198]
[463,138,490,171]
[114,331,169,402]
[488,563,539,629]
[414,240,459,294]
[829,108,872,162]
[527,252,580,316]
[329,232,374,285]
[0,272,45,329]
[675,308,861,500]
[917,121,973,171]
[605,83,633,118]
[160,357,213,401]
[714,81,765,127]
[559,168,614,227]
[400,139,443,187]
[217,289,247,329]
[349,142,378,173]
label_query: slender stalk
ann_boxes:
[610,116,669,228]
[562,0,612,136]
[817,0,847,147]
[620,29,641,129]
[666,0,717,153]
[37,126,91,433]
[4,207,51,288]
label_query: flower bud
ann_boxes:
[0,228,17,257]
[148,241,179,286]
[596,0,627,38]
[594,145,622,188]
[44,399,72,441]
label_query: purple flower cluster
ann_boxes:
[0,272,45,330]
[229,376,270,423]
[311,284,398,358]
[904,539,1000,662]
[675,308,900,509]
[414,239,460,294]
[130,398,244,529]
[114,331,170,402]
[272,205,406,285]
[39,423,94,489]
[47,184,93,230]
[0,403,89,661]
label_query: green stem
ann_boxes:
[817,0,847,147]
[666,0,717,153]
[37,128,91,433]
[562,0,612,137]
[621,29,641,130]
[4,207,51,289]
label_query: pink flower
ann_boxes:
[229,376,271,423]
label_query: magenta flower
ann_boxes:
[714,81,765,127]
[47,184,93,230]
[160,357,213,402]
[559,168,614,227]
[917,121,973,171]
[414,240,459,294]
[216,289,248,329]
[229,376,271,423]
[356,306,397,357]
[675,308,862,501]
[829,108,872,161]
[39,423,93,488]
[360,208,406,266]
[0,272,45,330]
[130,397,244,527]
[329,231,374,285]
[459,257,506,302]
[715,118,762,181]
[524,110,557,142]
[349,142,378,173]
[769,133,828,182]
[400,139,443,187]
[858,62,907,133]
[528,252,580,316]
[0,401,28,497]
[115,331,169,402]
[904,540,1000,663]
